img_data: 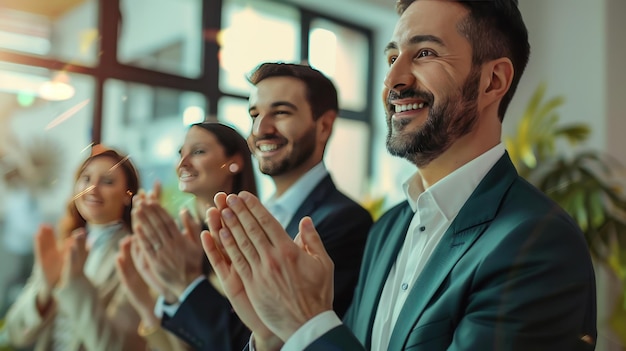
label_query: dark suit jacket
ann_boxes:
[162,174,373,351]
[305,153,597,351]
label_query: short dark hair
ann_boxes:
[396,0,530,120]
[248,62,339,120]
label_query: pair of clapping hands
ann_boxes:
[115,184,205,323]
[202,192,335,350]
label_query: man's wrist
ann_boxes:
[253,333,283,351]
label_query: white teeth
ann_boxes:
[395,102,425,113]
[259,144,279,152]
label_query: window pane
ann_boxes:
[101,80,206,213]
[217,96,252,137]
[309,19,369,112]
[325,118,369,200]
[118,0,203,78]
[0,62,94,288]
[220,0,300,95]
[0,0,99,66]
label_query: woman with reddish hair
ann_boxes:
[5,145,146,351]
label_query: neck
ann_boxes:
[272,160,320,197]
[417,122,501,189]
[195,196,215,220]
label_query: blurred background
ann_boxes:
[0,0,624,349]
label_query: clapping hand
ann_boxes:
[202,192,334,346]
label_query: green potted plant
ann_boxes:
[505,83,626,347]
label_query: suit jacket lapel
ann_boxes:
[284,175,335,237]
[353,204,414,349]
[387,153,518,350]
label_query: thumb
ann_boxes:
[180,209,201,245]
[296,217,326,256]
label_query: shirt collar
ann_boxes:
[266,162,328,224]
[86,220,124,249]
[402,143,506,220]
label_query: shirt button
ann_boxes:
[419,226,426,232]
[401,283,409,290]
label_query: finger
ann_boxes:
[134,225,160,257]
[34,224,56,259]
[221,205,262,266]
[231,192,286,247]
[142,202,178,244]
[149,181,162,202]
[180,209,201,245]
[133,206,166,249]
[208,226,253,281]
[206,207,226,254]
[296,217,328,258]
[116,238,137,283]
[201,230,230,281]
[214,192,228,211]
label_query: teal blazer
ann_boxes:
[306,153,596,351]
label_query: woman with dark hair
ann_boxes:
[5,145,146,351]
[115,122,258,351]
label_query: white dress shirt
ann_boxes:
[280,143,505,351]
[158,162,329,318]
[264,161,329,228]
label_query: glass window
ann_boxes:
[118,0,203,78]
[325,118,370,200]
[220,0,300,95]
[309,19,369,112]
[0,0,99,66]
[0,63,91,315]
[217,96,252,137]
[101,79,206,214]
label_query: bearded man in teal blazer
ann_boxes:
[201,0,597,350]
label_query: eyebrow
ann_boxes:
[384,34,446,54]
[248,101,298,114]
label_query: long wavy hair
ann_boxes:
[58,146,140,240]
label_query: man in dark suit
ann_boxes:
[202,1,597,350]
[152,63,373,350]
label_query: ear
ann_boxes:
[479,57,514,112]
[316,110,337,145]
[226,154,244,174]
[124,191,133,206]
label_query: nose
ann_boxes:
[383,55,416,96]
[252,113,275,136]
[177,153,189,171]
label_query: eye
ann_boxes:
[417,49,435,58]
[249,113,259,120]
[274,110,290,116]
[101,177,115,185]
[192,149,205,155]
[387,55,398,66]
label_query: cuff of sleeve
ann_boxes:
[155,275,205,318]
[282,311,341,351]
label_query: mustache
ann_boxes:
[387,88,434,105]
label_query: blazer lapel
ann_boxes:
[284,175,335,237]
[353,204,414,349]
[387,153,518,350]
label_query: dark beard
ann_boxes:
[385,67,481,168]
[255,127,317,176]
